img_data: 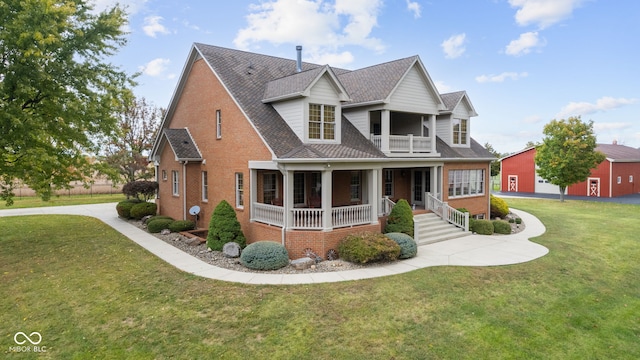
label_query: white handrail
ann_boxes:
[426,193,469,232]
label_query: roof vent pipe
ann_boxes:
[296,45,302,72]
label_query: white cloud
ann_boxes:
[441,33,466,59]
[593,122,633,132]
[406,0,421,19]
[505,31,545,56]
[509,0,586,29]
[143,16,170,38]
[557,97,639,118]
[434,80,453,93]
[234,0,384,66]
[523,115,543,124]
[139,58,171,77]
[475,72,528,83]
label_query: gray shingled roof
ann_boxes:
[263,66,327,102]
[597,143,640,161]
[163,128,202,160]
[195,43,383,159]
[337,56,418,106]
[440,91,466,111]
[436,137,496,160]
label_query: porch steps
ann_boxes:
[414,213,470,245]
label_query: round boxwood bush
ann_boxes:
[147,218,175,233]
[490,194,510,218]
[240,241,290,271]
[473,219,494,235]
[384,199,414,237]
[338,232,401,264]
[492,220,512,234]
[169,220,196,232]
[130,202,157,220]
[146,215,173,224]
[384,232,417,259]
[116,199,142,219]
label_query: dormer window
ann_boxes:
[309,104,335,140]
[453,118,468,145]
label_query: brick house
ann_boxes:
[149,43,494,258]
[500,142,640,197]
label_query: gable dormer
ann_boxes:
[263,66,349,144]
[437,91,478,148]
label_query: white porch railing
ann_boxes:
[370,134,432,153]
[379,196,396,216]
[426,193,469,232]
[332,204,372,228]
[253,203,373,230]
[291,208,323,229]
[253,203,284,226]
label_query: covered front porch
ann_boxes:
[250,165,380,230]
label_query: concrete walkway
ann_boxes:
[0,203,548,285]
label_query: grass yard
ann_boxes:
[1,198,639,359]
[0,193,126,209]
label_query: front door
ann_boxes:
[411,168,431,207]
[588,178,600,197]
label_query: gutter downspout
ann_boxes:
[183,161,188,220]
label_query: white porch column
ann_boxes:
[250,168,258,221]
[282,169,294,228]
[369,169,380,223]
[321,168,333,230]
[429,114,437,153]
[381,110,390,153]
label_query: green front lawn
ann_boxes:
[0,193,126,209]
[1,199,639,359]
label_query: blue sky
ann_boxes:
[94,0,639,154]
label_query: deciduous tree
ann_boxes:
[534,117,605,202]
[0,0,134,204]
[101,97,163,183]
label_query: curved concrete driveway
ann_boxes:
[0,203,548,285]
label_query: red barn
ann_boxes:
[500,143,640,198]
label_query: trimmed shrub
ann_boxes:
[169,220,196,232]
[384,199,414,237]
[338,232,401,264]
[122,180,159,201]
[146,215,173,224]
[130,202,157,220]
[515,217,522,225]
[240,241,290,270]
[473,219,494,235]
[385,232,417,259]
[490,194,510,218]
[148,219,175,233]
[116,199,142,219]
[493,220,512,234]
[207,200,246,251]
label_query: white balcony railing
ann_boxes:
[291,208,323,229]
[370,134,432,153]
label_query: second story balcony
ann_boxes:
[368,110,438,156]
[370,134,432,154]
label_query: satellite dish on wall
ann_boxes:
[189,205,201,216]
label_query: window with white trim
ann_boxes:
[617,176,622,184]
[293,172,305,205]
[350,171,361,202]
[162,170,167,181]
[452,118,468,145]
[384,170,394,197]
[308,103,335,140]
[172,170,179,196]
[216,110,222,139]
[630,175,634,183]
[202,171,208,202]
[263,173,277,204]
[235,172,244,208]
[448,169,485,198]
